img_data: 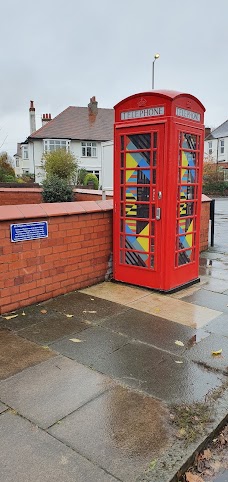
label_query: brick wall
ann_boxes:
[0,201,112,314]
[200,196,211,252]
[0,188,113,205]
[0,188,42,206]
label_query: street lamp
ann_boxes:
[152,53,160,89]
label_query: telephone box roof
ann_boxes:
[114,90,205,111]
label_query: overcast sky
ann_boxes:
[1,0,228,155]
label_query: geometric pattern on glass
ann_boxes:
[176,132,199,266]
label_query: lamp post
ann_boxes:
[152,53,160,89]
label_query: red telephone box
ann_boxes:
[113,90,205,292]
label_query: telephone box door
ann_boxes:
[114,124,165,289]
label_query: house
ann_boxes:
[17,97,114,184]
[204,121,228,164]
[13,143,22,177]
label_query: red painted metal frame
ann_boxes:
[113,91,205,292]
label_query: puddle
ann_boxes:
[186,328,210,348]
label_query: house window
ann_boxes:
[81,142,97,157]
[208,141,212,156]
[220,139,224,154]
[23,146,28,159]
[44,139,70,152]
[16,159,19,167]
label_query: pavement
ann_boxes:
[0,198,228,482]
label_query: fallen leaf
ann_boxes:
[69,338,84,343]
[202,448,212,460]
[154,308,160,313]
[90,298,94,301]
[40,309,47,314]
[83,310,97,314]
[176,428,187,439]
[41,346,50,350]
[65,314,73,318]
[212,349,222,356]
[3,314,18,320]
[147,459,157,470]
[175,360,183,364]
[175,340,184,346]
[185,472,204,482]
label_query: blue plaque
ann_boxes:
[10,221,48,243]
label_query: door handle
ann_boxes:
[156,207,161,220]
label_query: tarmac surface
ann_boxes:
[0,198,227,482]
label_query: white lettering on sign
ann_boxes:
[121,106,164,120]
[176,107,200,122]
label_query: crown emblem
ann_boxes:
[186,100,192,108]
[138,97,147,107]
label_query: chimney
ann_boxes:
[29,100,36,134]
[205,127,211,139]
[88,96,98,116]
[41,113,52,127]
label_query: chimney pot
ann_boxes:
[29,100,35,112]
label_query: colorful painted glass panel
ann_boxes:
[176,132,199,266]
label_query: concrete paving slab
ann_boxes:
[16,316,88,345]
[50,326,128,366]
[201,278,228,294]
[0,329,56,380]
[81,282,150,305]
[49,386,173,482]
[82,282,222,328]
[45,291,130,322]
[186,333,228,373]
[0,308,63,331]
[129,294,222,328]
[205,313,228,337]
[97,308,196,354]
[88,341,223,403]
[182,289,228,313]
[0,356,113,429]
[0,402,7,414]
[0,412,118,482]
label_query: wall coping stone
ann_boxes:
[0,200,113,221]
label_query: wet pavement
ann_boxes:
[0,198,228,482]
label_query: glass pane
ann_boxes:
[87,147,91,156]
[152,170,156,184]
[120,187,124,200]
[150,255,154,268]
[150,238,155,252]
[180,150,197,168]
[178,249,192,266]
[125,250,148,268]
[120,170,124,184]
[121,136,124,150]
[179,201,195,217]
[82,147,86,156]
[153,151,157,166]
[182,133,197,150]
[126,133,151,151]
[153,132,157,148]
[179,167,197,184]
[120,250,124,263]
[121,153,124,168]
[120,235,124,247]
[151,222,155,236]
[125,203,149,218]
[120,219,124,232]
[92,148,96,156]
[137,186,150,201]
